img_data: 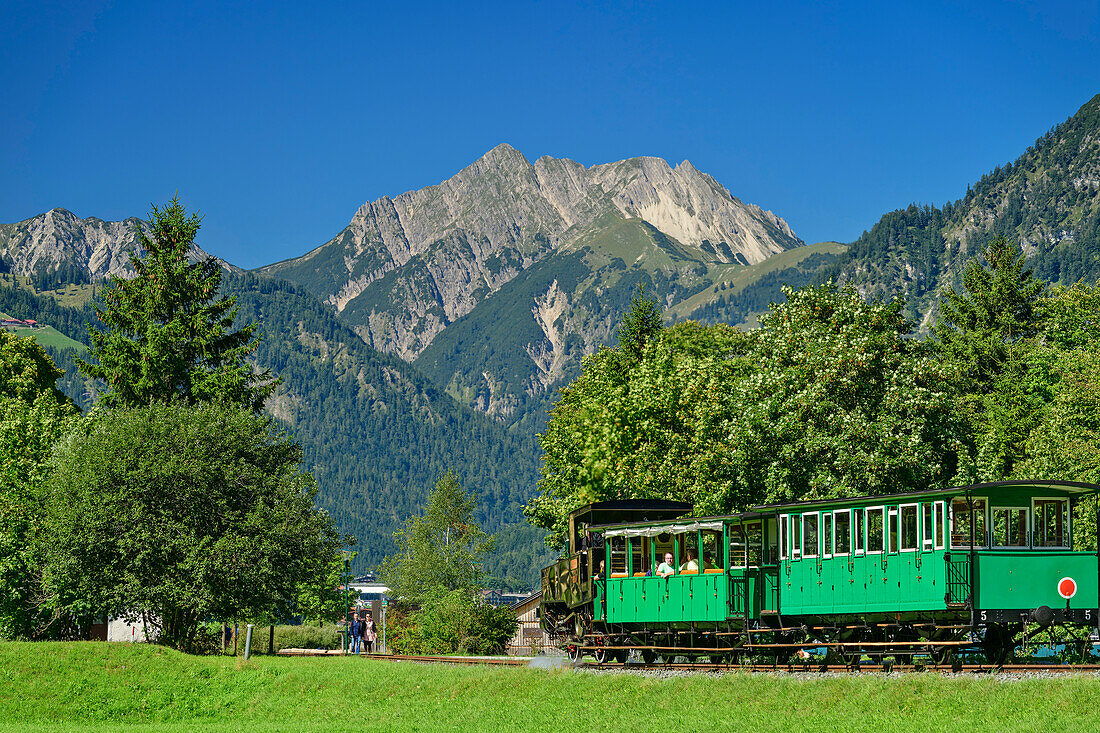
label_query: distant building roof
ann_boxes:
[510,590,542,611]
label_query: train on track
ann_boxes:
[539,480,1100,666]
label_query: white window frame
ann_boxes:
[779,516,788,561]
[920,502,935,552]
[887,507,900,554]
[990,505,1030,549]
[934,500,946,550]
[1031,497,1071,550]
[792,514,802,560]
[802,513,818,559]
[866,506,885,555]
[833,509,851,557]
[899,503,919,552]
[822,512,833,559]
[853,507,865,556]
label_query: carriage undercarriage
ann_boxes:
[546,605,1099,667]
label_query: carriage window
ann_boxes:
[935,501,947,549]
[701,530,721,570]
[867,507,884,553]
[792,515,802,559]
[765,519,778,564]
[1033,499,1069,548]
[888,508,899,553]
[730,525,747,568]
[921,503,935,551]
[610,536,627,576]
[780,516,789,560]
[900,505,917,551]
[834,511,851,556]
[822,513,833,558]
[992,508,1028,548]
[746,522,763,566]
[655,532,674,566]
[629,537,646,575]
[803,514,819,558]
[679,532,700,570]
[951,498,987,548]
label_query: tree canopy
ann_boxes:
[380,470,494,603]
[79,197,275,411]
[527,282,971,546]
[380,471,516,655]
[934,236,1047,392]
[728,282,969,506]
[38,400,344,648]
[0,332,79,638]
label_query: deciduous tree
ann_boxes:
[0,332,79,638]
[380,470,493,603]
[39,400,344,649]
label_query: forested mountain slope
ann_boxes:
[225,272,543,573]
[0,271,549,582]
[821,93,1100,325]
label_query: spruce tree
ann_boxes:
[934,236,1046,391]
[616,283,664,364]
[78,197,275,411]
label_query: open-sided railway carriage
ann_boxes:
[539,481,1100,665]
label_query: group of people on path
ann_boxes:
[348,611,377,654]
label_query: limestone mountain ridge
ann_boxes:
[0,207,226,281]
[256,144,802,362]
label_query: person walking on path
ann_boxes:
[349,614,363,655]
[362,611,377,654]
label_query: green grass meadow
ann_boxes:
[2,642,1099,732]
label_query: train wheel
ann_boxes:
[981,623,1014,666]
[641,649,657,664]
[614,650,628,664]
[566,644,583,663]
[593,647,610,665]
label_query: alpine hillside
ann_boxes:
[257,145,805,422]
[0,234,549,584]
[821,93,1100,326]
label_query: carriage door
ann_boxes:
[760,517,781,613]
[728,524,748,616]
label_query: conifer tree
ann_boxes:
[934,236,1046,391]
[78,196,275,411]
[615,283,664,365]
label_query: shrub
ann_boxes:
[388,590,518,655]
[272,624,342,652]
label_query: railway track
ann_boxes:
[340,651,1100,674]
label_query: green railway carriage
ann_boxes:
[766,481,1098,626]
[540,480,1100,664]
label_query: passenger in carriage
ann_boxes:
[656,552,676,578]
[679,549,699,573]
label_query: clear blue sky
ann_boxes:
[3,0,1098,268]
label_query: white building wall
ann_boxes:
[107,617,150,642]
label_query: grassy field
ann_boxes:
[0,325,87,351]
[2,643,1100,732]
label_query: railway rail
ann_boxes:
[331,651,1100,674]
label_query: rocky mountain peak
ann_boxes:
[258,145,803,366]
[0,209,226,280]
